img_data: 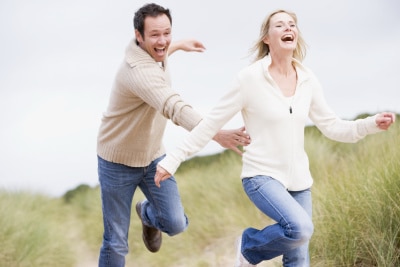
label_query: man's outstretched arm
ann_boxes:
[168,39,206,56]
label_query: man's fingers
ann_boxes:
[230,146,243,156]
[235,127,250,144]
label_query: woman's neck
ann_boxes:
[267,52,297,97]
[268,52,295,77]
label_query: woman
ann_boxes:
[154,10,395,267]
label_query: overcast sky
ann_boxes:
[0,0,399,196]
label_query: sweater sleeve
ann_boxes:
[308,76,383,143]
[128,62,202,131]
[159,81,243,175]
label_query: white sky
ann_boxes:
[0,0,399,196]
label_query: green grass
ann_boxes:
[0,191,75,267]
[308,115,400,267]
[0,114,399,266]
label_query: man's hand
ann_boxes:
[212,126,251,155]
[168,39,206,55]
[154,165,172,188]
[376,112,396,130]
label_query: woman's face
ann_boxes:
[263,12,298,54]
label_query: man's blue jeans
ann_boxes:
[97,155,188,267]
[241,175,313,266]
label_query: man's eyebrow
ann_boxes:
[148,27,171,33]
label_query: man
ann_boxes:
[97,3,250,266]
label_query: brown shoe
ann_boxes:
[135,201,162,252]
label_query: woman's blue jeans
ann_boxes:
[97,155,188,267]
[241,175,313,266]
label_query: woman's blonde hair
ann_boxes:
[250,10,307,62]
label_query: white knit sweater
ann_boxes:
[159,56,382,191]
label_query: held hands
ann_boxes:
[213,126,251,155]
[375,112,396,130]
[155,165,171,188]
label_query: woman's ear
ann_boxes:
[262,35,269,45]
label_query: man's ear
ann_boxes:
[135,29,143,44]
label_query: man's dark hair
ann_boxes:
[133,3,172,38]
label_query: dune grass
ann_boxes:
[0,191,75,267]
[0,114,399,266]
[307,116,400,266]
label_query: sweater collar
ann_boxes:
[124,39,168,69]
[261,55,311,85]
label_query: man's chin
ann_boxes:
[154,55,166,62]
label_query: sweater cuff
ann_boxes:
[158,154,181,176]
[360,114,383,135]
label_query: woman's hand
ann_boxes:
[375,112,396,130]
[154,165,172,188]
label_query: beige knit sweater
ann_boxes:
[97,39,202,167]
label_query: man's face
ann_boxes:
[135,14,172,62]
